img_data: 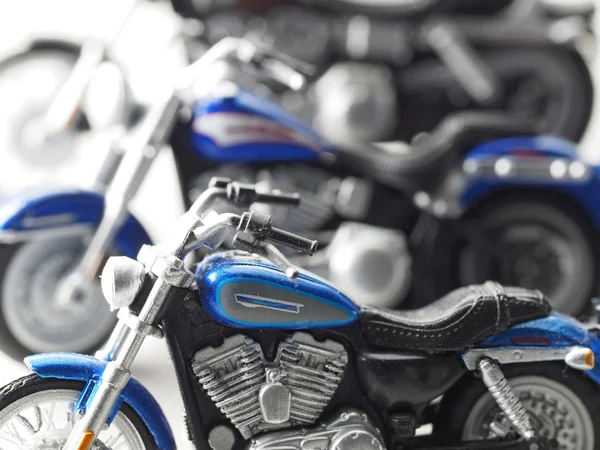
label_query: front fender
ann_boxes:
[459,135,600,229]
[25,353,175,450]
[0,187,152,258]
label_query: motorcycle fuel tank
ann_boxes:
[195,252,359,329]
[190,83,333,163]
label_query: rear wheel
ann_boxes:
[0,375,154,449]
[435,363,600,450]
[0,237,116,361]
[458,201,596,316]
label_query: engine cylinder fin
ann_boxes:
[192,333,348,439]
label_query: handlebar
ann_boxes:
[191,177,301,217]
[230,211,317,279]
[236,211,318,255]
[179,177,316,279]
[178,37,315,95]
[238,38,317,91]
[180,178,318,279]
[208,177,301,207]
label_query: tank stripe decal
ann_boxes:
[235,294,304,313]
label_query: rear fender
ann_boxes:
[466,313,600,385]
[0,188,152,257]
[25,353,175,450]
[458,136,600,229]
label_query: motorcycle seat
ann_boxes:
[335,111,540,193]
[359,281,551,352]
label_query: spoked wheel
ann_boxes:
[459,201,596,316]
[0,48,83,195]
[0,46,131,196]
[0,237,116,361]
[436,364,600,450]
[0,375,153,449]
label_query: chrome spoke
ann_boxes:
[0,388,145,450]
[0,421,26,446]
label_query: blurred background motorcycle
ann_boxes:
[0,0,596,200]
[0,0,188,197]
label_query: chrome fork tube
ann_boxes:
[64,278,171,450]
[68,93,181,289]
[75,144,159,285]
[94,313,131,362]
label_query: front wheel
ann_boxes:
[435,363,600,450]
[0,374,154,449]
[458,201,597,317]
[0,237,117,361]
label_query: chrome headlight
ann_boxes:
[101,256,146,311]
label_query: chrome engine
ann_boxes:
[191,333,348,439]
[282,62,399,143]
[248,409,385,450]
[303,222,412,308]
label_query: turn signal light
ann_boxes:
[565,347,594,370]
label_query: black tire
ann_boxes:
[0,374,156,449]
[458,200,597,317]
[399,47,593,142]
[435,363,600,450]
[0,239,117,362]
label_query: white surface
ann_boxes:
[0,0,599,447]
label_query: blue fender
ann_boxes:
[25,352,175,450]
[476,313,600,385]
[460,135,600,230]
[0,187,152,257]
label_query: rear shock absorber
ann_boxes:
[477,358,536,441]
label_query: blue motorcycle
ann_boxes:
[0,37,598,359]
[0,178,599,450]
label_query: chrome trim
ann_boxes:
[478,358,536,440]
[462,156,593,183]
[462,346,588,370]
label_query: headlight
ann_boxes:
[101,256,146,311]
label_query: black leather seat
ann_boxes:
[335,111,541,193]
[360,281,551,352]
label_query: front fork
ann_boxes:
[57,93,181,306]
[63,278,171,450]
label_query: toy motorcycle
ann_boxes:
[1,179,600,450]
[178,0,594,143]
[0,37,599,359]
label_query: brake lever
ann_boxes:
[256,243,300,280]
[232,230,299,280]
